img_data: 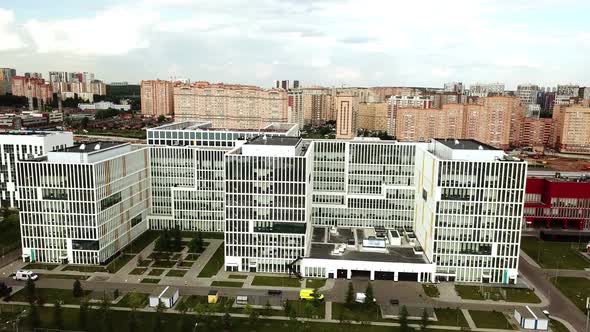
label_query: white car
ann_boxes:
[355,292,376,303]
[542,310,550,316]
[13,270,38,281]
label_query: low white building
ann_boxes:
[149,286,179,308]
[78,101,131,111]
[514,306,548,330]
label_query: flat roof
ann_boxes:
[435,139,498,151]
[308,243,429,264]
[247,136,301,146]
[59,141,126,153]
[150,121,295,133]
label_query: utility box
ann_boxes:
[208,290,219,304]
[514,306,548,330]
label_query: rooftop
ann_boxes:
[247,136,301,146]
[59,141,126,153]
[434,138,498,151]
[308,243,429,264]
[149,121,296,133]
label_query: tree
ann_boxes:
[99,296,113,332]
[128,308,139,332]
[399,305,410,332]
[420,308,430,332]
[28,303,41,329]
[303,301,315,318]
[53,301,64,329]
[197,231,204,252]
[158,115,166,123]
[172,226,182,251]
[248,308,260,326]
[223,311,232,330]
[80,116,89,128]
[25,277,36,304]
[263,299,272,317]
[345,282,354,306]
[283,299,292,317]
[73,279,84,298]
[153,302,165,332]
[79,301,89,330]
[364,282,374,305]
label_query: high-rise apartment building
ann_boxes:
[415,139,526,283]
[516,84,540,106]
[357,102,389,131]
[395,104,464,142]
[518,118,554,148]
[387,95,434,135]
[443,82,464,94]
[0,68,17,94]
[11,76,53,104]
[335,94,358,139]
[469,83,505,97]
[0,132,73,208]
[288,87,333,127]
[141,80,174,116]
[173,82,288,129]
[17,142,150,264]
[553,105,590,154]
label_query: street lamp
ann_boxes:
[192,322,198,332]
[15,309,27,332]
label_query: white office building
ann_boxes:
[0,131,73,208]
[17,142,150,264]
[469,83,505,97]
[414,139,526,283]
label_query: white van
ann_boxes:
[13,270,38,281]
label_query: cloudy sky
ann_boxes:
[1,0,589,89]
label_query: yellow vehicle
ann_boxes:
[299,289,324,301]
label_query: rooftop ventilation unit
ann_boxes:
[478,145,484,150]
[94,143,101,150]
[79,144,86,151]
[454,139,460,145]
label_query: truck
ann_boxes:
[299,289,324,301]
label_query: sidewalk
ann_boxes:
[520,249,541,269]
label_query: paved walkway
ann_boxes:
[461,309,477,329]
[437,283,461,301]
[325,301,332,320]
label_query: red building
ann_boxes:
[524,176,590,230]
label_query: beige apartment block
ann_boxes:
[519,118,554,148]
[483,96,524,147]
[173,82,288,129]
[335,94,358,139]
[141,80,174,116]
[11,76,53,103]
[357,102,389,131]
[553,105,590,154]
[395,105,464,142]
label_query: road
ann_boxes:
[519,257,588,332]
[1,277,301,300]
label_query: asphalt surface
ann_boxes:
[518,257,588,332]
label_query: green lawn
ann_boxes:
[23,263,59,270]
[468,310,514,330]
[138,259,152,267]
[106,254,135,273]
[113,292,149,308]
[63,265,105,273]
[184,253,200,261]
[149,252,170,260]
[39,274,90,280]
[434,308,469,327]
[166,269,187,277]
[177,261,194,268]
[551,277,590,312]
[549,319,570,332]
[454,285,485,300]
[504,288,541,303]
[252,276,301,287]
[28,304,462,332]
[181,295,233,312]
[123,231,159,254]
[140,278,160,284]
[422,284,440,298]
[288,300,325,319]
[211,281,243,288]
[152,260,176,268]
[129,268,147,275]
[332,302,377,322]
[148,269,164,276]
[197,243,224,278]
[228,274,248,280]
[9,288,91,305]
[520,237,589,270]
[305,279,326,289]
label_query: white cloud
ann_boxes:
[24,6,159,56]
[0,8,24,51]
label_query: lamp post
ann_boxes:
[15,309,27,332]
[192,322,198,332]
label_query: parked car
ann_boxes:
[268,289,283,296]
[355,292,376,303]
[13,270,38,281]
